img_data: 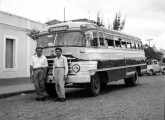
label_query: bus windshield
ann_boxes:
[37,32,85,47]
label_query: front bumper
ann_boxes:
[46,74,91,84]
[67,74,90,83]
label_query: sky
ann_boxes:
[0,0,165,49]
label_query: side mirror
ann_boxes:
[85,31,93,41]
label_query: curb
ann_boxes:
[0,90,35,99]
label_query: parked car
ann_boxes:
[147,59,165,75]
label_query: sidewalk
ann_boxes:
[0,77,35,99]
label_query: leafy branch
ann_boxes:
[27,29,40,40]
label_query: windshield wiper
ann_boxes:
[41,45,61,49]
[66,45,85,47]
[41,45,84,48]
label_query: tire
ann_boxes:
[45,83,57,97]
[162,69,165,75]
[89,73,101,96]
[101,83,107,89]
[124,71,139,87]
[148,70,154,76]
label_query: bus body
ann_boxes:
[36,21,147,96]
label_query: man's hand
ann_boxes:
[43,74,47,81]
[30,74,34,83]
[64,75,67,81]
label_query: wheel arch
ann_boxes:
[136,66,141,76]
[97,71,109,84]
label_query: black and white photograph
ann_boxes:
[0,0,165,120]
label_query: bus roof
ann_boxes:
[40,21,141,42]
[40,21,96,34]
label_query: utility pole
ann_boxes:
[146,39,153,47]
[88,10,90,20]
[64,7,65,22]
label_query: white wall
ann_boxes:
[0,11,45,78]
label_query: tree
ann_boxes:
[144,47,156,60]
[162,58,165,64]
[155,52,164,61]
[96,11,104,26]
[27,29,40,40]
[113,12,126,31]
[144,47,164,62]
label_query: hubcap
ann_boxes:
[94,75,100,90]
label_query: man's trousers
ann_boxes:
[54,68,65,99]
[33,68,45,98]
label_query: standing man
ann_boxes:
[30,47,48,101]
[53,48,68,102]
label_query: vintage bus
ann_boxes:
[35,21,147,96]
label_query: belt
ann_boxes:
[33,67,44,70]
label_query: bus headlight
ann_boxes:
[72,64,80,73]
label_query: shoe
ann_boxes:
[60,98,66,102]
[54,98,61,102]
[40,97,46,101]
[35,97,40,101]
[35,97,46,101]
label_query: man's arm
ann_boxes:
[29,57,34,80]
[64,57,68,81]
[44,66,48,79]
[44,57,48,79]
[30,66,33,80]
[64,57,68,75]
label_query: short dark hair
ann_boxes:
[55,47,62,52]
[36,47,42,51]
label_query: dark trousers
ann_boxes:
[33,69,45,98]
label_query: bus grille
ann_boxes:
[47,57,77,76]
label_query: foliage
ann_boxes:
[162,58,165,64]
[27,29,40,40]
[96,11,104,26]
[155,51,164,61]
[144,47,156,60]
[144,47,164,61]
[113,12,126,31]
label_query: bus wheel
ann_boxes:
[45,83,57,97]
[124,71,139,87]
[89,73,101,96]
[148,70,153,76]
[162,69,165,75]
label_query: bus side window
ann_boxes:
[106,34,114,47]
[141,44,144,50]
[135,43,139,49]
[121,41,127,48]
[90,31,98,47]
[99,32,104,46]
[115,40,121,47]
[127,42,132,49]
[132,43,136,49]
[137,44,140,50]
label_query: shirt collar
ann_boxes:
[56,55,63,59]
[35,55,43,58]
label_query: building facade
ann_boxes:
[0,10,45,79]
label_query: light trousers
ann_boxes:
[54,68,65,99]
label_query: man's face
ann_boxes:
[55,50,62,56]
[36,49,42,57]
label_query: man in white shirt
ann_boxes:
[53,47,68,102]
[30,47,48,101]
